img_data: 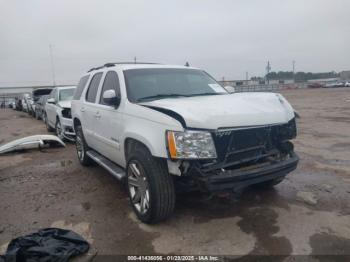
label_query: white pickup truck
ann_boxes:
[71,63,298,223]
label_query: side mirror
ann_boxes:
[103,89,120,107]
[224,86,235,93]
[47,98,55,104]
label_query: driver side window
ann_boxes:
[49,89,57,102]
[99,71,121,106]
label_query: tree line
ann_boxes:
[251,71,339,82]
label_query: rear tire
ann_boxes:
[35,110,40,120]
[126,146,175,224]
[75,125,93,166]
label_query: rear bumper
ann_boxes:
[197,152,299,192]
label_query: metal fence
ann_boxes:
[218,82,309,92]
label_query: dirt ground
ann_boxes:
[1,88,350,260]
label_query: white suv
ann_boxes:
[44,86,76,141]
[71,63,299,223]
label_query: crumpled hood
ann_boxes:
[57,100,71,109]
[140,92,295,129]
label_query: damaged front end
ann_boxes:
[172,118,299,192]
[60,108,76,141]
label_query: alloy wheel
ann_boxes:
[127,160,150,215]
[76,131,84,160]
[56,122,64,140]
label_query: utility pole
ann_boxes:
[292,60,296,82]
[246,71,249,81]
[266,61,271,84]
[292,60,295,74]
[134,56,137,64]
[49,44,56,87]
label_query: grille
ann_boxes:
[212,118,296,163]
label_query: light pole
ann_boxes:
[49,44,56,87]
[266,61,271,84]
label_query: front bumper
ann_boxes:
[60,117,75,141]
[196,152,299,192]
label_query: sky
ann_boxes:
[0,0,349,87]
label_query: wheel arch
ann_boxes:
[124,137,154,162]
[73,117,82,131]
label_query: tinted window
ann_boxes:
[124,68,227,102]
[86,73,103,103]
[73,75,89,100]
[99,71,120,105]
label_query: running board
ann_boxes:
[86,150,126,181]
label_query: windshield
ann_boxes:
[59,88,75,101]
[124,68,227,102]
[33,89,52,101]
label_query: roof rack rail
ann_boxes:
[87,62,160,72]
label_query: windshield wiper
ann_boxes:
[137,94,190,102]
[186,92,226,97]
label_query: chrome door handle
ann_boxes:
[80,107,85,112]
[95,112,101,119]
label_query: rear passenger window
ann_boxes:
[86,73,103,103]
[73,75,89,100]
[99,71,121,105]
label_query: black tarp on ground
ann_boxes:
[0,228,90,262]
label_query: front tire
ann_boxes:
[127,147,175,224]
[55,119,65,141]
[45,114,54,132]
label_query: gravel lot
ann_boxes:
[1,88,350,260]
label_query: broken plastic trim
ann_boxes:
[0,135,65,154]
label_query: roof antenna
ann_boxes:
[134,57,137,64]
[185,62,190,67]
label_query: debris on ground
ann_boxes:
[0,135,65,154]
[296,191,318,205]
[321,184,334,193]
[0,228,89,262]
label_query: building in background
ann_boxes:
[339,71,350,80]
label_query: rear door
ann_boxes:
[81,72,104,149]
[93,71,124,164]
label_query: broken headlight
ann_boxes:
[166,130,217,159]
[61,108,72,119]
